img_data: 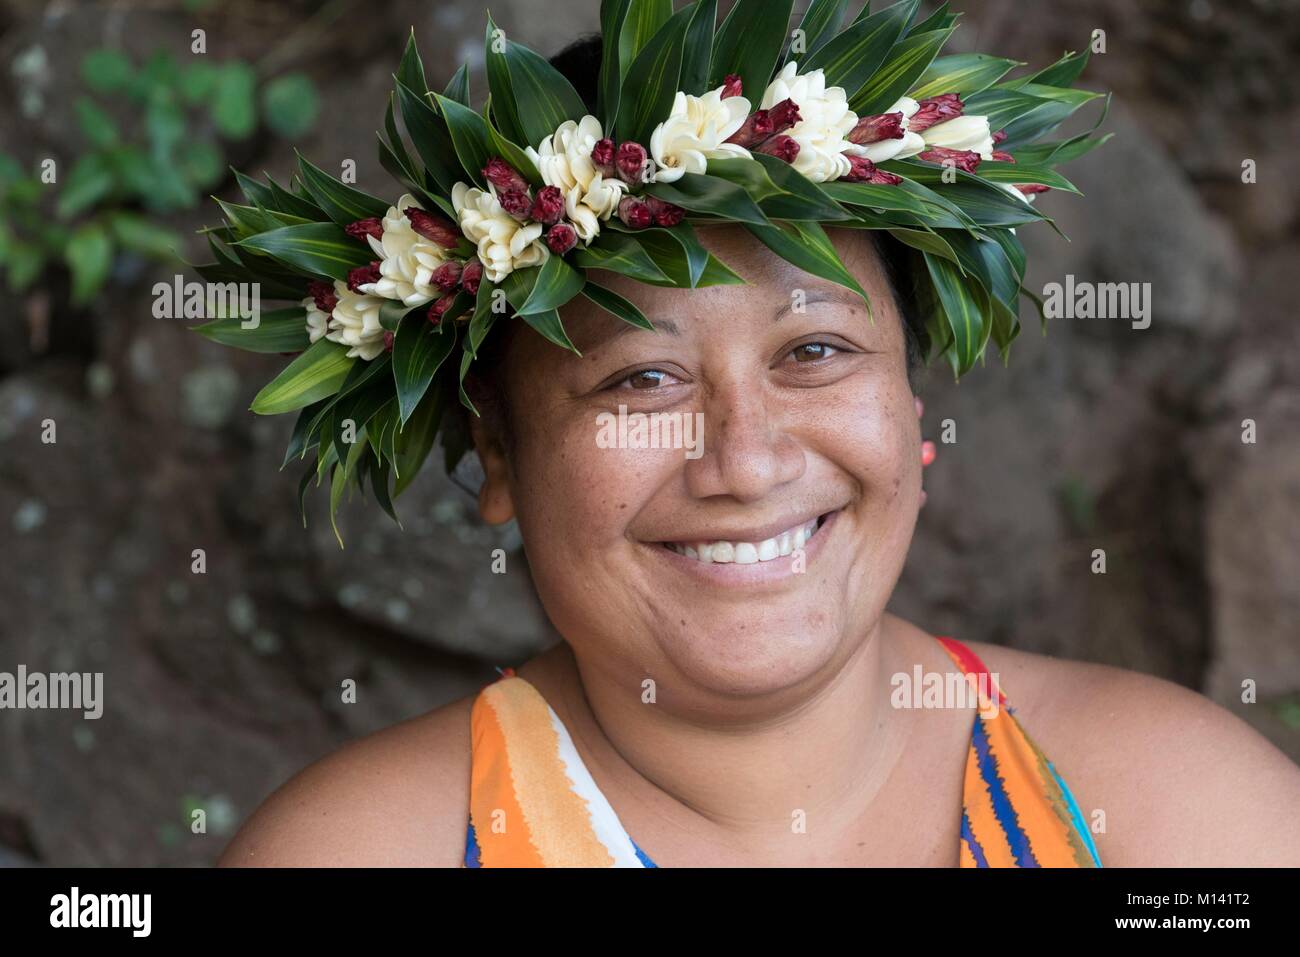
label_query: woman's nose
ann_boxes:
[683,385,805,503]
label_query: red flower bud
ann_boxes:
[345,217,383,244]
[307,280,338,313]
[721,74,743,99]
[531,185,566,225]
[918,146,981,173]
[842,155,903,185]
[383,330,395,352]
[405,208,461,249]
[1016,183,1050,195]
[432,261,463,292]
[726,109,774,147]
[643,195,685,228]
[767,98,802,135]
[616,142,650,185]
[428,295,455,326]
[907,93,964,134]
[992,129,1008,145]
[483,157,529,194]
[546,222,578,255]
[347,261,381,293]
[592,138,616,175]
[848,111,905,145]
[461,259,483,295]
[617,196,653,230]
[991,150,1015,163]
[756,134,800,165]
[499,188,534,219]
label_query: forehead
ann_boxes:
[554,225,901,351]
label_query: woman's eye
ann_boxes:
[622,369,672,390]
[791,342,838,362]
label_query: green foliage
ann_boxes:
[0,46,321,303]
[193,0,1110,535]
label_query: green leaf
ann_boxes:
[1011,131,1112,167]
[65,222,113,306]
[392,383,446,496]
[192,306,311,353]
[251,338,356,415]
[748,153,856,221]
[572,232,671,284]
[972,161,1079,194]
[581,282,654,331]
[600,0,671,122]
[392,309,456,423]
[644,172,770,226]
[212,62,257,139]
[615,222,710,287]
[615,5,692,144]
[443,64,470,106]
[82,49,134,93]
[520,309,580,355]
[107,211,183,259]
[850,25,954,115]
[394,81,463,195]
[696,253,747,287]
[517,254,586,316]
[803,0,916,100]
[236,222,373,281]
[234,170,277,209]
[709,0,794,103]
[887,160,1051,227]
[6,246,44,293]
[396,30,428,94]
[262,74,319,139]
[145,95,186,154]
[56,155,115,218]
[909,53,1021,99]
[75,98,119,148]
[296,153,390,226]
[1002,48,1090,90]
[433,93,493,190]
[498,26,589,148]
[924,251,987,375]
[744,220,870,311]
[679,0,718,96]
[483,13,526,146]
[788,0,854,63]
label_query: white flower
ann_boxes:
[649,87,753,183]
[452,181,548,284]
[360,194,450,308]
[525,116,629,243]
[326,281,388,361]
[303,295,329,344]
[760,63,858,183]
[845,96,926,164]
[920,114,995,159]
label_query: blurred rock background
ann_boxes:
[0,0,1295,865]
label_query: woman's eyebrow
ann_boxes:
[773,288,864,322]
[588,315,681,350]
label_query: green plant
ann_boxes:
[0,47,320,307]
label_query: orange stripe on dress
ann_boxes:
[475,679,615,867]
[469,685,545,867]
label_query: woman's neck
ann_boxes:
[525,614,929,861]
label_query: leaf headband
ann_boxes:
[192,0,1110,542]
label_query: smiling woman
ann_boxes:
[210,4,1300,869]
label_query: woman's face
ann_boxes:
[474,226,922,698]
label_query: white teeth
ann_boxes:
[665,516,826,565]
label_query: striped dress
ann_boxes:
[463,636,1101,867]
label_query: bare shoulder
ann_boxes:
[217,693,475,867]
[963,639,1300,866]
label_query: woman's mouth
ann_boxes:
[660,512,834,565]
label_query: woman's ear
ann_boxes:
[468,408,515,525]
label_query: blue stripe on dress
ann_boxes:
[1049,762,1103,867]
[959,810,989,868]
[464,821,481,868]
[971,716,1039,867]
[631,838,657,868]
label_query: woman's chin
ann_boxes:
[650,612,849,699]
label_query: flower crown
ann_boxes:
[193,0,1109,542]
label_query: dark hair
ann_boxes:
[464,36,928,458]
